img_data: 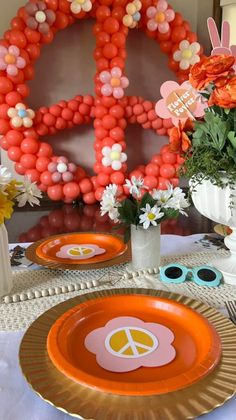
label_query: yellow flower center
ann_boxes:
[110,77,121,87]
[155,12,165,23]
[5,54,16,64]
[182,49,193,59]
[110,151,120,160]
[147,212,155,220]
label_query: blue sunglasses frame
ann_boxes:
[159,263,222,287]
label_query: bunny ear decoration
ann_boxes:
[207,17,236,60]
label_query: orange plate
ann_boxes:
[36,233,127,265]
[47,294,221,396]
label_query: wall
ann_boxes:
[0,0,214,177]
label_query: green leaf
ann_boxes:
[163,208,179,219]
[124,227,131,243]
[118,199,137,225]
[228,131,236,149]
[139,192,156,209]
[227,145,236,164]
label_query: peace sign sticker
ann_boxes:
[56,243,106,260]
[85,316,176,372]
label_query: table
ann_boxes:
[0,234,235,420]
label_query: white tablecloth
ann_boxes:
[1,234,236,420]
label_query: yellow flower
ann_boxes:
[0,191,14,224]
[4,180,19,200]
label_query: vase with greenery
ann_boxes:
[100,176,189,270]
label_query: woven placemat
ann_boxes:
[0,248,235,331]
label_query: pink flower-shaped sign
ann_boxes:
[85,316,176,372]
[155,81,206,126]
[56,243,105,259]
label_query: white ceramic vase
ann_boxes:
[190,178,236,285]
[0,223,13,297]
[130,224,161,271]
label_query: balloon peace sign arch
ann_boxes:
[0,0,202,203]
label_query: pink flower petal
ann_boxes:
[39,22,50,35]
[27,17,38,30]
[0,60,7,70]
[111,67,122,78]
[160,80,180,97]
[165,9,175,22]
[25,2,38,15]
[147,19,158,32]
[38,1,46,11]
[100,70,111,84]
[16,57,26,69]
[8,45,19,57]
[156,0,168,13]
[155,98,172,119]
[101,83,113,96]
[0,46,7,57]
[158,21,170,34]
[146,6,156,19]
[6,64,18,77]
[120,76,129,88]
[113,87,124,99]
[45,9,56,25]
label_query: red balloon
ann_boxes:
[96,6,111,22]
[15,162,26,175]
[103,43,118,59]
[9,29,27,48]
[110,126,124,141]
[103,17,119,34]
[6,130,23,146]
[48,209,65,228]
[63,182,80,199]
[79,178,93,194]
[143,175,158,189]
[25,169,40,182]
[97,172,110,186]
[24,28,41,44]
[111,32,125,47]
[20,153,37,169]
[36,156,50,172]
[5,92,22,106]
[47,184,64,201]
[21,137,39,154]
[0,104,10,118]
[0,119,10,135]
[8,146,23,162]
[37,142,53,157]
[110,171,125,184]
[162,152,177,164]
[16,84,30,98]
[54,12,69,29]
[83,192,97,204]
[0,77,13,94]
[160,163,176,179]
[145,163,159,177]
[40,171,53,186]
[102,114,116,129]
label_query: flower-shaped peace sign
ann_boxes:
[0,0,202,203]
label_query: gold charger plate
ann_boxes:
[19,288,236,420]
[25,232,131,270]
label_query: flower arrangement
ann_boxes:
[0,165,42,225]
[173,54,236,188]
[100,176,189,241]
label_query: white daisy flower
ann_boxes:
[124,176,147,197]
[0,165,12,188]
[166,187,190,215]
[100,187,120,222]
[15,177,42,207]
[173,40,200,70]
[152,185,173,207]
[139,204,164,229]
[102,143,127,171]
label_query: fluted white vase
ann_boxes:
[0,223,13,297]
[130,224,161,271]
[190,178,236,285]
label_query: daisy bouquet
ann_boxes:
[0,165,42,225]
[100,176,189,241]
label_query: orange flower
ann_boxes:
[209,76,236,108]
[169,120,192,153]
[189,55,235,90]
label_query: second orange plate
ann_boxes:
[36,233,127,265]
[47,294,221,396]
